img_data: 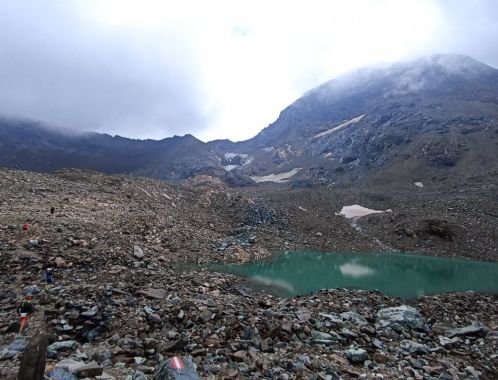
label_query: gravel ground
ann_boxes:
[0,169,497,379]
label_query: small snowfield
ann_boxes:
[251,168,301,183]
[339,205,386,218]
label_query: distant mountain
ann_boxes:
[1,54,497,189]
[227,54,498,188]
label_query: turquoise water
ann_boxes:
[210,252,498,298]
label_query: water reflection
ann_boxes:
[213,252,498,299]
[339,262,375,277]
[248,276,295,293]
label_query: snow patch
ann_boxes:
[222,153,253,171]
[414,182,424,188]
[251,168,301,183]
[310,114,365,141]
[243,156,254,166]
[339,205,385,219]
[323,152,333,159]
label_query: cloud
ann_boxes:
[0,1,497,142]
[0,0,212,139]
[436,0,498,66]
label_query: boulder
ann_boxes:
[312,330,341,345]
[345,348,368,363]
[73,361,103,378]
[446,321,488,338]
[340,311,368,326]
[377,305,425,330]
[47,368,78,380]
[133,245,145,259]
[47,341,79,357]
[137,288,167,300]
[0,337,27,360]
[55,257,67,268]
[55,359,86,373]
[400,340,429,355]
[438,336,460,348]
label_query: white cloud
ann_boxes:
[0,0,497,141]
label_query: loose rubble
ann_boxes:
[0,169,497,379]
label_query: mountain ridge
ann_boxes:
[1,54,497,188]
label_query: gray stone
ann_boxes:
[340,328,357,340]
[377,305,425,330]
[48,340,78,353]
[137,288,166,300]
[0,337,28,360]
[48,368,79,380]
[134,357,146,365]
[410,358,428,369]
[296,308,312,322]
[438,336,460,348]
[23,285,40,295]
[80,307,98,318]
[400,340,429,355]
[311,330,341,345]
[340,311,368,326]
[232,350,247,362]
[133,245,145,259]
[447,321,487,338]
[131,370,148,380]
[55,358,86,372]
[486,330,498,340]
[345,348,368,363]
[73,361,103,378]
[0,349,18,360]
[465,366,482,379]
[318,313,344,325]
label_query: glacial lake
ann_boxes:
[209,252,498,299]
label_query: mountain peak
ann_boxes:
[301,54,498,103]
[390,54,496,80]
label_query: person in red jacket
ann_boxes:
[17,294,35,335]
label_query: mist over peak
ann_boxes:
[299,54,498,105]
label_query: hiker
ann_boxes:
[17,293,35,335]
[43,268,54,288]
[50,206,55,215]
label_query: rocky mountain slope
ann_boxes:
[229,54,498,189]
[0,118,250,184]
[0,169,497,379]
[1,55,497,190]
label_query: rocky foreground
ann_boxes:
[0,169,497,379]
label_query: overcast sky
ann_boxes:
[1,0,497,142]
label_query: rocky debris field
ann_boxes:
[261,185,498,262]
[0,168,497,379]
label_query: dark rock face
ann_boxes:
[425,219,455,241]
[0,120,225,183]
